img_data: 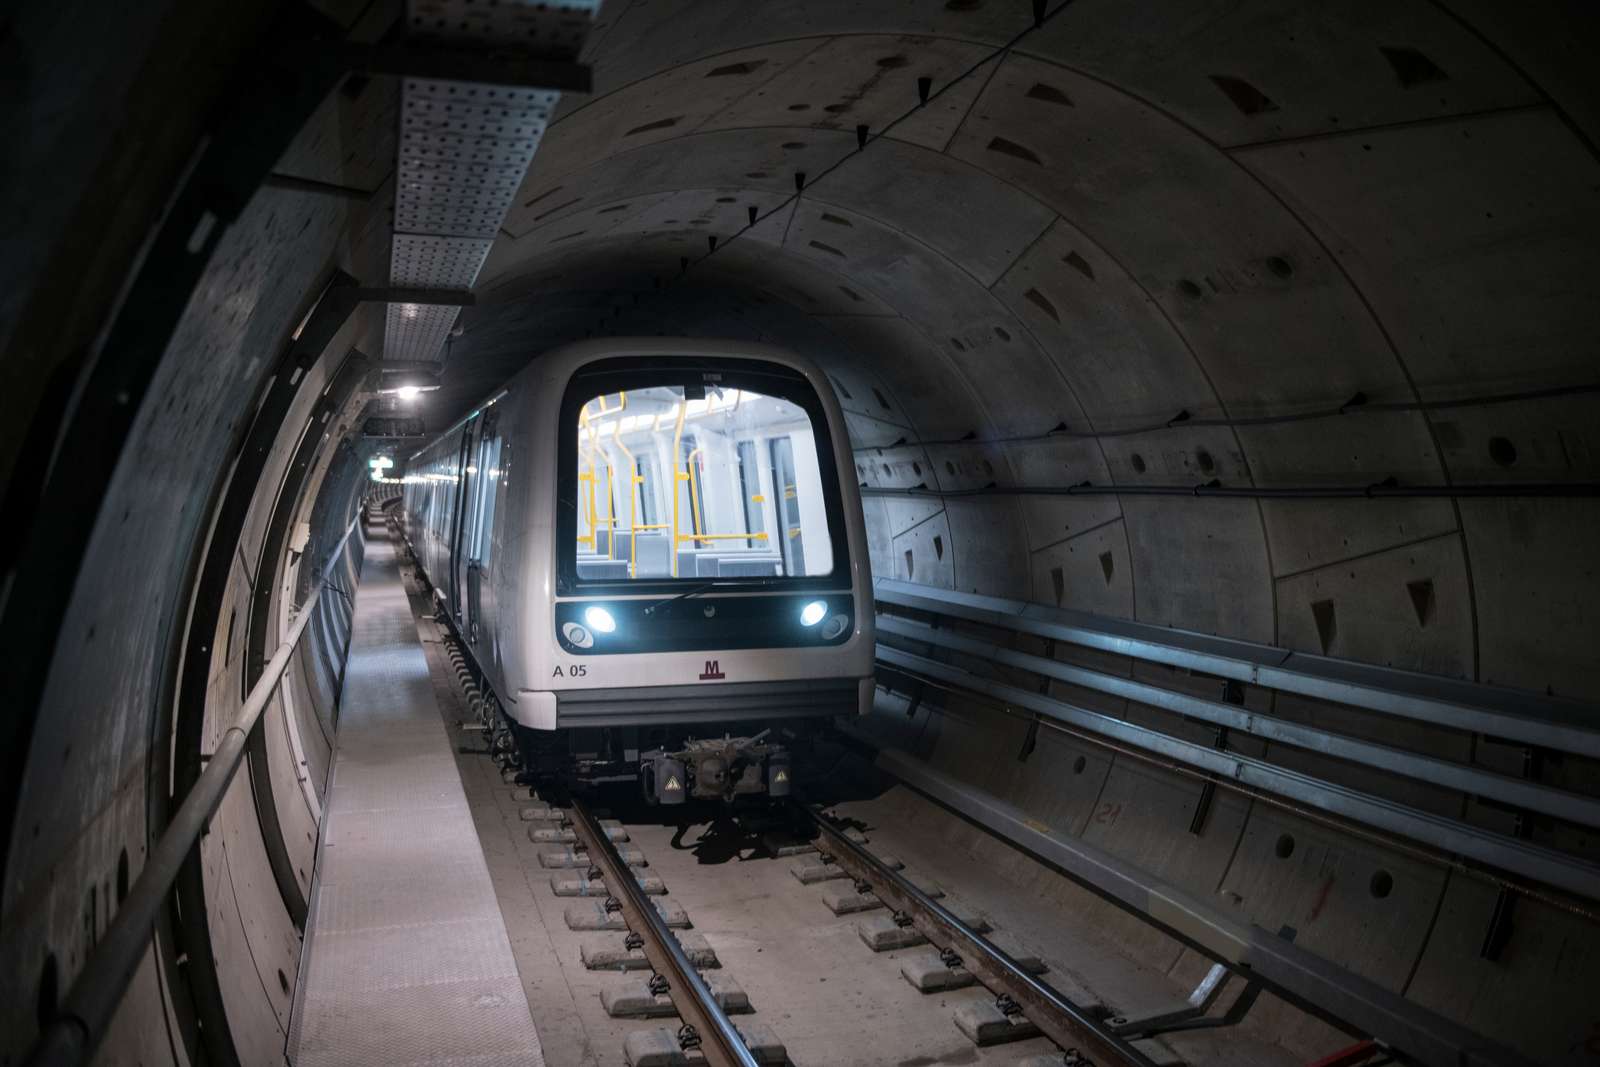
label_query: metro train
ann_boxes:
[400,338,874,803]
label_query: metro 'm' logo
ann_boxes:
[698,659,725,680]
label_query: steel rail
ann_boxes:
[566,797,759,1067]
[798,804,1161,1067]
[876,646,1600,902]
[25,515,363,1067]
[870,747,1540,1067]
[873,579,1600,759]
[877,614,1600,829]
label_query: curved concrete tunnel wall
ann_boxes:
[1,0,398,1058]
[1,1,1597,1065]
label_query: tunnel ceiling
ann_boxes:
[385,0,1600,704]
[425,0,1599,436]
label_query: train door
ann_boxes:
[463,409,500,646]
[768,436,806,575]
[447,415,479,621]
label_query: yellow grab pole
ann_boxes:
[670,401,687,578]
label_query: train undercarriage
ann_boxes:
[513,721,800,805]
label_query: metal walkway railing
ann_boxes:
[26,516,365,1067]
[871,577,1600,905]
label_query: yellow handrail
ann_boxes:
[670,400,687,577]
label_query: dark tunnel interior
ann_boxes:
[2,2,1598,1066]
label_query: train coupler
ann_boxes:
[640,730,792,804]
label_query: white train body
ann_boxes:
[402,339,874,743]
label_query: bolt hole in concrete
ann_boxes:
[993,325,1011,341]
[1488,435,1517,466]
[945,461,956,475]
[37,951,58,1026]
[1267,255,1294,278]
[1275,833,1296,859]
[1179,278,1204,299]
[1370,870,1394,899]
[1131,453,1146,473]
[1196,449,1215,473]
[1072,755,1087,773]
[116,848,129,903]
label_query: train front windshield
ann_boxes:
[570,383,837,583]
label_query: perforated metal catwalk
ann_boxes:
[288,526,544,1066]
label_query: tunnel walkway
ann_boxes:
[288,524,545,1066]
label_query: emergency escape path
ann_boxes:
[288,524,545,1066]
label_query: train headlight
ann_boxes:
[800,600,827,627]
[584,605,617,634]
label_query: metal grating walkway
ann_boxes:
[289,526,544,1067]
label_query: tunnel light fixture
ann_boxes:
[584,605,617,634]
[396,385,421,401]
[800,600,827,627]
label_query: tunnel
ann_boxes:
[2,2,1598,1065]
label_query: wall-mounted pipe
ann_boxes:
[861,481,1599,500]
[24,517,363,1067]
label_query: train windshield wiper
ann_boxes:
[642,581,719,616]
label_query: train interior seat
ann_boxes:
[711,555,782,577]
[576,558,629,580]
[575,533,783,580]
[633,533,672,577]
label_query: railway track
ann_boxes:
[409,528,1213,1067]
[505,775,1168,1067]
[796,806,1157,1067]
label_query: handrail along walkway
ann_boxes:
[26,515,364,1067]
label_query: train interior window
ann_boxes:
[573,384,835,581]
[634,454,659,527]
[736,440,765,543]
[768,436,806,576]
